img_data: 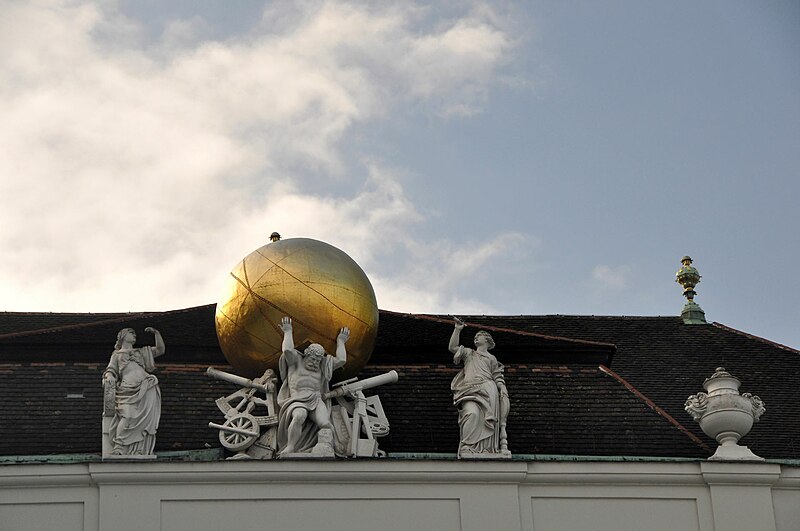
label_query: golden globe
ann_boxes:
[215,238,379,380]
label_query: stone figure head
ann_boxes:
[303,343,326,370]
[473,330,495,350]
[115,328,136,350]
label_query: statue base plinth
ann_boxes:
[458,450,512,460]
[681,300,707,324]
[709,444,764,461]
[102,454,157,461]
[279,428,336,459]
[278,451,335,460]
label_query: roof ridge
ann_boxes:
[0,311,127,316]
[0,304,215,340]
[425,313,680,320]
[598,364,712,453]
[712,322,800,354]
[380,310,616,349]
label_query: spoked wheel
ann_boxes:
[369,422,390,437]
[218,413,260,452]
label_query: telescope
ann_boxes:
[206,367,275,394]
[323,370,398,400]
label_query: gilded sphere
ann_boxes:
[215,238,379,380]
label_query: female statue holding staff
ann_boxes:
[449,317,510,458]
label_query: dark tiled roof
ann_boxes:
[0,362,230,455]
[457,314,800,459]
[0,362,708,458]
[0,312,112,335]
[375,363,708,457]
[0,305,224,364]
[0,306,614,364]
[0,306,796,459]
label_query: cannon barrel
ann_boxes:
[208,421,259,438]
[324,370,398,400]
[206,367,273,393]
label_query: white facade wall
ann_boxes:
[0,459,797,531]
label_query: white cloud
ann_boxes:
[591,264,633,290]
[371,232,530,313]
[0,0,524,312]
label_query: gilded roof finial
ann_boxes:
[676,256,706,324]
[676,256,700,300]
[270,232,281,242]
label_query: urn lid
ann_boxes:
[703,367,741,395]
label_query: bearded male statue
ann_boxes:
[276,316,350,456]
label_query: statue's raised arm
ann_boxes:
[145,327,165,357]
[333,326,350,370]
[280,317,299,364]
[449,316,466,355]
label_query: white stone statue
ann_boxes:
[449,317,511,459]
[102,327,165,459]
[276,316,349,457]
[327,370,398,457]
[207,367,279,460]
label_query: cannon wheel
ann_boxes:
[218,413,260,452]
[369,422,390,437]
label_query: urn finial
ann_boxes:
[676,256,706,324]
[685,367,765,461]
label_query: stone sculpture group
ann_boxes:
[206,316,397,460]
[102,316,512,460]
[98,253,768,462]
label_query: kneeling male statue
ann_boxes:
[276,316,350,457]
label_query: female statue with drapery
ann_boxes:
[102,327,165,458]
[449,317,510,459]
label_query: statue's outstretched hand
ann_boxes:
[280,316,293,333]
[144,327,157,334]
[453,316,466,331]
[337,326,350,344]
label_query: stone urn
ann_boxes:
[685,367,766,461]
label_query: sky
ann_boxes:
[1,1,798,349]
